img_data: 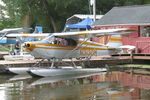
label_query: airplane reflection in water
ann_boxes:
[8,74,32,81]
[30,72,106,86]
[0,71,149,100]
[27,72,150,100]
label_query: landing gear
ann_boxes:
[71,59,77,68]
[49,58,55,68]
[47,58,78,69]
[48,58,62,69]
[32,59,45,67]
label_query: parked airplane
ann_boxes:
[0,27,32,34]
[22,28,135,68]
[0,27,33,44]
[0,27,49,60]
[4,28,136,77]
[0,27,52,44]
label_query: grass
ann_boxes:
[0,45,10,51]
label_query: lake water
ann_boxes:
[0,70,150,100]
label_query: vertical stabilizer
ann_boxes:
[106,35,122,48]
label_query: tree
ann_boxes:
[0,0,150,32]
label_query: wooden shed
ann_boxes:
[93,5,150,54]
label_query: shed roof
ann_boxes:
[65,17,94,29]
[94,5,150,26]
[66,14,103,24]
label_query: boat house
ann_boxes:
[93,5,150,54]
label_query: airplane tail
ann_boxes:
[106,35,122,48]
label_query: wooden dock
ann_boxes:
[0,53,150,69]
[111,53,150,64]
[0,55,131,68]
[0,52,8,59]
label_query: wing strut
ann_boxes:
[0,32,8,41]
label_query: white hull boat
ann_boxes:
[28,68,107,77]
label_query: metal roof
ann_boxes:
[94,5,150,26]
[66,14,103,24]
[71,14,103,20]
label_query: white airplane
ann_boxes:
[0,28,50,60]
[0,27,32,34]
[4,28,136,77]
[0,27,33,44]
[0,27,50,41]
[22,28,135,68]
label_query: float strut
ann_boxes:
[50,58,55,68]
[71,59,77,68]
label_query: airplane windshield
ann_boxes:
[43,34,77,46]
[45,36,77,46]
[43,35,55,43]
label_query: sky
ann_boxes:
[0,0,8,18]
[0,0,2,4]
[0,0,5,6]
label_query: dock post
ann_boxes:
[130,50,133,63]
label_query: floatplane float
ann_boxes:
[5,67,31,75]
[28,67,107,77]
[9,74,32,81]
[5,66,107,77]
[2,28,135,77]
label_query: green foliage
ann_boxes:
[0,0,150,32]
[0,45,9,51]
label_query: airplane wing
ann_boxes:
[6,33,50,37]
[4,28,135,38]
[0,28,32,34]
[53,28,136,37]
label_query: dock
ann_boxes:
[0,53,150,71]
[111,53,150,64]
[0,54,135,68]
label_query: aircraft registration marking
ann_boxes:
[80,49,97,56]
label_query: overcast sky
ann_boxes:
[0,0,8,18]
[0,0,5,6]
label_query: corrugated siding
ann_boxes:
[137,41,150,54]
[123,37,150,53]
[122,37,137,45]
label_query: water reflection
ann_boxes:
[31,72,106,86]
[9,75,32,81]
[0,71,150,100]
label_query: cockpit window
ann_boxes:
[66,38,77,46]
[48,36,77,46]
[43,35,55,43]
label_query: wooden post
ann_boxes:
[130,50,133,63]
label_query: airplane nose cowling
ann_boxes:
[26,43,31,48]
[23,42,35,52]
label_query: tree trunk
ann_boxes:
[22,14,31,27]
